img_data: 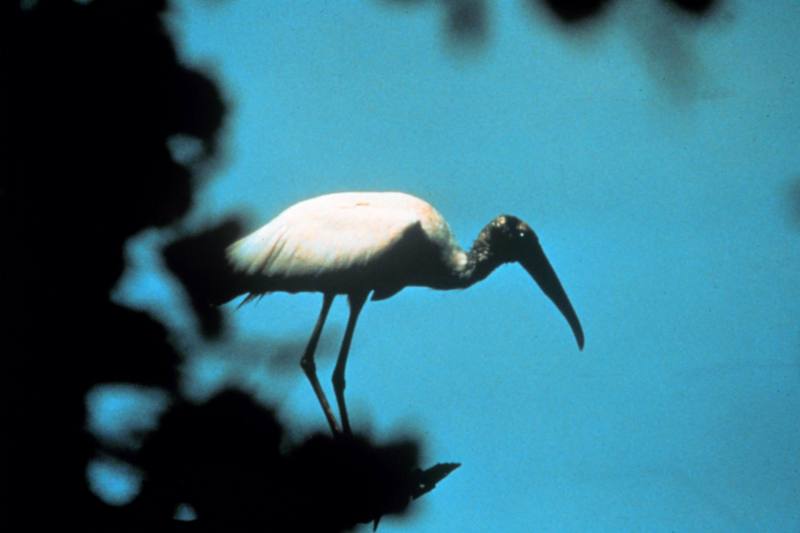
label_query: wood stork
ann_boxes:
[225,192,584,435]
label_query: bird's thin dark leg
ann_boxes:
[300,293,340,435]
[332,291,368,436]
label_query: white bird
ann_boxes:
[224,191,584,435]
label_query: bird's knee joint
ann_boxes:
[300,356,315,373]
[332,373,345,391]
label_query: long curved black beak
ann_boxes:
[520,241,584,350]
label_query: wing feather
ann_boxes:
[227,193,426,283]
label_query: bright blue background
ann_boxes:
[96,1,800,531]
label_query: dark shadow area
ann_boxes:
[621,1,708,102]
[665,0,717,15]
[535,0,613,23]
[8,0,453,530]
[444,0,488,44]
[535,0,719,23]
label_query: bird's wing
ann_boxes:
[227,196,426,281]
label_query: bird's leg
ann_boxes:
[300,293,340,435]
[332,291,368,436]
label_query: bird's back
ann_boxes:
[227,192,464,298]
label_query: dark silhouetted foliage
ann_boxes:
[538,0,613,22]
[9,0,225,527]
[538,0,721,22]
[665,0,718,16]
[163,218,248,339]
[8,1,452,530]
[127,390,457,531]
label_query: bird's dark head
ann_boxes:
[483,215,539,262]
[478,214,584,350]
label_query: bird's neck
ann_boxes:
[452,228,504,288]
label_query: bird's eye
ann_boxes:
[518,231,526,238]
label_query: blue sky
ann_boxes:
[96,1,800,530]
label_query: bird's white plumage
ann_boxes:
[227,192,464,285]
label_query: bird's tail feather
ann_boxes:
[162,217,248,337]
